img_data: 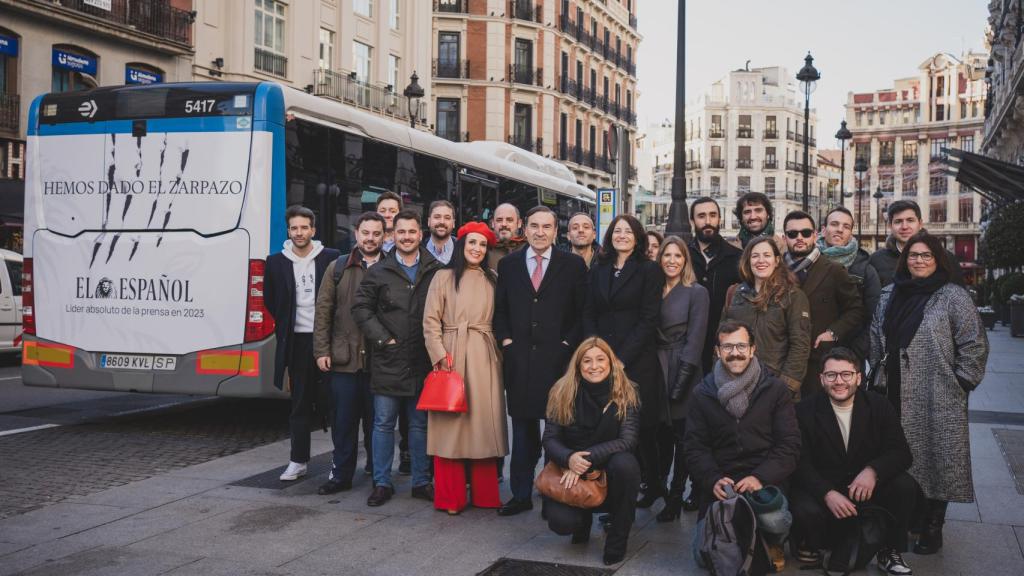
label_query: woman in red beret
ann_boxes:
[422,222,508,514]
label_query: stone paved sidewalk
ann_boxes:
[1,327,1023,575]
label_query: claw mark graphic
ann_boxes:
[105,234,121,264]
[146,134,168,227]
[129,238,140,261]
[158,146,189,247]
[89,233,106,268]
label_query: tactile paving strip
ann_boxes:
[992,428,1024,495]
[477,558,614,576]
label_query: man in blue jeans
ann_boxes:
[313,212,386,494]
[352,210,443,506]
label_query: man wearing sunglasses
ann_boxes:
[789,347,916,575]
[782,211,864,398]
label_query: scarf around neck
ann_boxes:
[784,246,820,277]
[883,269,948,351]
[739,220,775,248]
[817,237,859,269]
[714,356,762,419]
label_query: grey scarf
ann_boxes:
[816,236,859,269]
[714,356,762,419]
[784,245,820,277]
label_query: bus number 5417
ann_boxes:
[184,99,216,114]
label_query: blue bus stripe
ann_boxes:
[37,116,253,135]
[255,83,287,252]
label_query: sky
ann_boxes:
[637,0,992,148]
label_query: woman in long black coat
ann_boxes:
[584,214,665,508]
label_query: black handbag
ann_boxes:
[867,353,888,396]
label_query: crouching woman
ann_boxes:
[542,337,641,566]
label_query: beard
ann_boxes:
[432,226,451,240]
[699,224,719,241]
[790,244,813,258]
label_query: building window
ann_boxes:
[353,41,371,81]
[737,146,751,168]
[855,143,870,163]
[437,32,460,79]
[866,112,873,126]
[737,176,751,193]
[255,0,286,76]
[355,0,373,17]
[929,174,947,195]
[51,45,98,92]
[0,31,19,98]
[935,104,945,122]
[387,55,399,91]
[929,201,946,223]
[972,101,979,117]
[856,111,863,126]
[930,138,947,161]
[389,0,400,29]
[765,177,776,196]
[903,173,918,196]
[319,29,334,69]
[879,141,894,164]
[513,103,532,149]
[903,141,918,163]
[765,115,777,137]
[879,110,886,125]
[959,198,974,223]
[710,176,721,194]
[961,136,974,153]
[436,98,460,142]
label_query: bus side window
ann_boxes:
[498,179,538,224]
[285,119,330,242]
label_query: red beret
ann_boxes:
[456,222,498,247]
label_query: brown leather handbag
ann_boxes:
[534,461,608,508]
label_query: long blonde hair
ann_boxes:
[546,337,640,425]
[658,235,696,287]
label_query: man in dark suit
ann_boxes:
[782,211,864,398]
[791,347,916,575]
[265,205,341,482]
[687,197,742,373]
[494,205,587,516]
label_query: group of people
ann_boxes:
[263,189,989,573]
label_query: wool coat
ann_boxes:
[584,257,665,428]
[724,284,812,395]
[797,256,865,396]
[657,283,710,422]
[494,247,587,419]
[423,268,509,459]
[870,283,989,502]
[312,252,372,373]
[689,236,742,373]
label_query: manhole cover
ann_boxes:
[228,452,334,489]
[993,428,1024,495]
[477,558,613,576]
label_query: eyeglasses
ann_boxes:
[822,371,858,383]
[785,229,814,239]
[907,252,934,262]
[719,343,750,353]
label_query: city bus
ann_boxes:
[22,82,595,398]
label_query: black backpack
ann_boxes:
[332,253,350,284]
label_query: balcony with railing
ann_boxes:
[709,128,725,139]
[0,94,19,133]
[433,58,470,79]
[47,0,193,46]
[623,58,636,77]
[255,48,287,77]
[313,68,426,125]
[709,159,725,169]
[736,158,753,169]
[509,63,542,86]
[685,160,701,170]
[879,155,895,166]
[434,0,468,14]
[566,144,584,165]
[737,127,753,139]
[509,0,540,23]
[786,160,819,175]
[597,94,609,113]
[629,14,638,29]
[763,159,778,169]
[509,134,542,153]
[764,129,778,139]
[903,154,918,165]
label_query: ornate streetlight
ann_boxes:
[854,157,868,242]
[873,187,885,250]
[835,120,852,209]
[666,0,690,239]
[403,72,424,129]
[796,52,820,212]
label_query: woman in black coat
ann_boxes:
[584,214,664,508]
[543,337,641,566]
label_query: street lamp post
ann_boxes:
[873,188,884,250]
[403,72,424,129]
[666,0,690,239]
[835,120,852,210]
[796,52,820,213]
[854,157,868,243]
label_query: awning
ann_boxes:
[946,149,1024,206]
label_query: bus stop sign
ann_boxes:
[597,188,618,242]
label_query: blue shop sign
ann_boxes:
[52,48,97,75]
[125,66,162,85]
[0,34,18,57]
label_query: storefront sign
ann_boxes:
[0,34,18,57]
[52,48,97,76]
[125,66,162,85]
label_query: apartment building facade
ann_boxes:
[192,0,431,128]
[431,0,640,200]
[844,51,987,271]
[984,0,1024,165]
[0,0,195,250]
[683,65,822,232]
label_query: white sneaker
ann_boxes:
[279,461,307,481]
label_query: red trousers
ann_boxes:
[433,456,501,512]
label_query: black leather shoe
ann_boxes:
[317,477,352,495]
[681,496,698,512]
[571,527,591,544]
[398,450,412,476]
[366,485,394,507]
[497,499,533,516]
[411,484,434,501]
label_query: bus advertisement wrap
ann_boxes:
[28,128,270,355]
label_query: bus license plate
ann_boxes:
[101,354,177,371]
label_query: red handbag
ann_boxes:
[416,354,467,413]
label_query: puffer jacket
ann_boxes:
[683,365,801,509]
[351,247,443,396]
[313,251,373,373]
[723,283,812,394]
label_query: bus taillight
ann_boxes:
[244,259,275,342]
[22,258,34,336]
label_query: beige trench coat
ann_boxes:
[423,268,509,459]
